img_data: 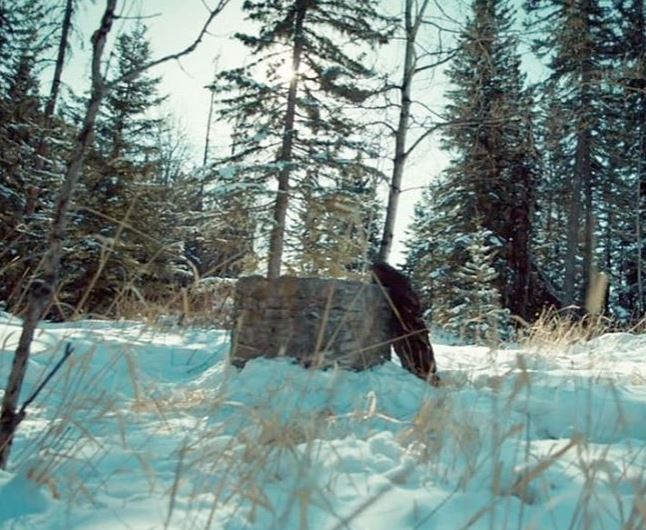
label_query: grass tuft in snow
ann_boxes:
[0,311,645,529]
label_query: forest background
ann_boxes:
[1,0,644,341]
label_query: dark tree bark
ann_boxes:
[267,0,308,279]
[508,162,533,320]
[30,0,75,209]
[0,0,117,470]
[45,0,75,118]
[631,0,646,315]
[372,261,439,385]
[564,4,594,307]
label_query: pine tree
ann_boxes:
[531,90,569,292]
[0,0,64,311]
[525,0,612,309]
[212,0,393,278]
[445,226,510,344]
[404,184,452,319]
[610,0,646,320]
[188,109,260,279]
[65,24,185,314]
[296,155,381,277]
[405,0,539,325]
[98,24,166,163]
[186,167,259,279]
[0,5,9,74]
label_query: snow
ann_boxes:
[218,165,237,180]
[0,311,645,529]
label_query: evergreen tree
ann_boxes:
[0,0,64,311]
[531,89,570,293]
[445,226,510,344]
[185,167,259,279]
[404,184,452,320]
[212,0,393,277]
[66,24,186,314]
[0,4,9,74]
[525,0,612,309]
[296,156,381,277]
[97,24,166,163]
[610,0,646,319]
[406,0,539,325]
[188,109,260,279]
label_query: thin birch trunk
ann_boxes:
[0,0,117,470]
[203,59,219,166]
[0,0,230,470]
[377,0,430,264]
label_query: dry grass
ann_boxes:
[111,279,236,329]
[3,324,642,530]
[516,307,617,352]
[2,275,646,529]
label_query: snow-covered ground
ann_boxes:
[0,311,645,529]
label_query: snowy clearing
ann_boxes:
[0,312,645,530]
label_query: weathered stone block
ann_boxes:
[231,276,394,369]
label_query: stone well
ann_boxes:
[230,276,394,369]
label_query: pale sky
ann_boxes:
[61,0,460,265]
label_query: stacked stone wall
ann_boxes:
[231,276,394,369]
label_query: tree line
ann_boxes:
[405,0,645,339]
[0,0,644,335]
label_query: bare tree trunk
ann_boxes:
[564,8,593,308]
[0,0,231,471]
[583,150,594,301]
[45,0,75,118]
[0,0,117,470]
[509,164,532,320]
[638,124,645,316]
[30,0,75,212]
[378,0,430,264]
[564,169,581,307]
[564,125,591,308]
[203,87,216,166]
[203,59,220,167]
[636,0,646,316]
[267,0,308,279]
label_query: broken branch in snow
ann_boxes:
[15,343,75,425]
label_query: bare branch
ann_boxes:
[404,123,444,157]
[413,49,458,74]
[18,344,75,418]
[115,12,162,21]
[363,120,398,134]
[108,0,231,89]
